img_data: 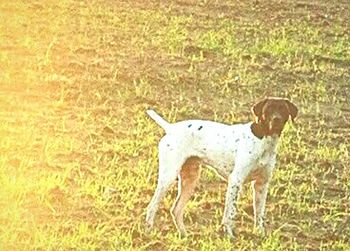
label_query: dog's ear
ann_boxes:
[285,100,298,122]
[251,98,268,122]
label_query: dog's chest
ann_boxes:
[255,141,277,167]
[244,138,277,180]
[248,136,278,169]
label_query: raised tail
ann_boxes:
[146,110,171,133]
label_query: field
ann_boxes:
[0,0,349,250]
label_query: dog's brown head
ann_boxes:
[251,97,298,138]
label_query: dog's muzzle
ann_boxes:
[269,117,284,135]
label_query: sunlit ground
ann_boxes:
[0,0,349,250]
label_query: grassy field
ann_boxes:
[0,0,349,250]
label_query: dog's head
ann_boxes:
[251,97,298,137]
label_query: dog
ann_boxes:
[145,97,298,238]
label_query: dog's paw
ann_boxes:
[144,221,154,234]
[253,226,266,237]
[219,224,236,240]
[177,229,188,238]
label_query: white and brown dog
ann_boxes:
[145,97,298,238]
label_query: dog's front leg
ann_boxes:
[252,179,270,233]
[221,168,247,239]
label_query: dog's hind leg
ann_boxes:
[146,137,187,230]
[171,157,201,236]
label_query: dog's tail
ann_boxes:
[146,110,171,133]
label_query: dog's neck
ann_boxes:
[250,121,280,140]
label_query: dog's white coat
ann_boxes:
[145,110,279,238]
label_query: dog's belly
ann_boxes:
[202,156,235,179]
[203,157,273,183]
[192,142,237,179]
